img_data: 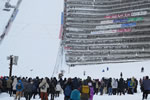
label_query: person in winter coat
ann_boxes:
[32,77,40,99]
[142,76,150,100]
[118,78,125,95]
[0,78,3,93]
[72,77,80,90]
[89,82,94,100]
[128,77,135,94]
[63,78,72,100]
[80,80,90,100]
[95,80,99,95]
[15,80,24,100]
[49,80,56,100]
[2,77,7,92]
[134,78,138,93]
[24,79,33,100]
[100,79,104,95]
[107,78,112,95]
[111,78,118,95]
[12,77,18,95]
[6,77,12,96]
[70,88,80,100]
[39,78,49,100]
[55,82,62,97]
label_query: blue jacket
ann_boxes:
[143,79,150,90]
[16,80,24,92]
[128,80,134,88]
[70,89,80,100]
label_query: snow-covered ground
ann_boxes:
[62,61,150,80]
[0,92,146,100]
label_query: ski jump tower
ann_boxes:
[61,0,150,66]
[0,0,22,44]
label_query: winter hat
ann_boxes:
[0,76,3,79]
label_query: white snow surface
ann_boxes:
[0,91,148,100]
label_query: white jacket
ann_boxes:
[12,78,17,90]
[39,79,49,93]
[55,83,62,91]
[111,79,118,89]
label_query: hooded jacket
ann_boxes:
[16,80,24,92]
[39,79,49,93]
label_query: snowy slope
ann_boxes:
[62,61,150,80]
[0,0,63,77]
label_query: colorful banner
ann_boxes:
[100,17,143,24]
[128,17,143,22]
[114,19,128,23]
[91,28,131,34]
[105,11,147,19]
[96,24,121,29]
[100,20,113,24]
[59,12,64,39]
[121,23,136,28]
[131,11,147,16]
[105,13,131,19]
[96,22,136,29]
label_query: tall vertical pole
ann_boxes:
[9,55,13,78]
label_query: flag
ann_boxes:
[59,12,64,39]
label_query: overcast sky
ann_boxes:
[0,0,64,77]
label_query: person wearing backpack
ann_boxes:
[81,80,90,100]
[128,78,135,94]
[15,80,24,100]
[63,78,72,100]
[39,78,49,100]
[70,88,80,100]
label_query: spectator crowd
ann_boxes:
[0,75,150,100]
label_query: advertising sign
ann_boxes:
[121,23,136,28]
[105,11,147,19]
[91,28,131,34]
[100,20,113,24]
[101,17,143,24]
[96,22,136,29]
[131,11,147,16]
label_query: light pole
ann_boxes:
[7,55,18,78]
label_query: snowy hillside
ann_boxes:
[63,61,150,80]
[0,0,63,77]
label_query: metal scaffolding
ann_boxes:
[62,0,150,66]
